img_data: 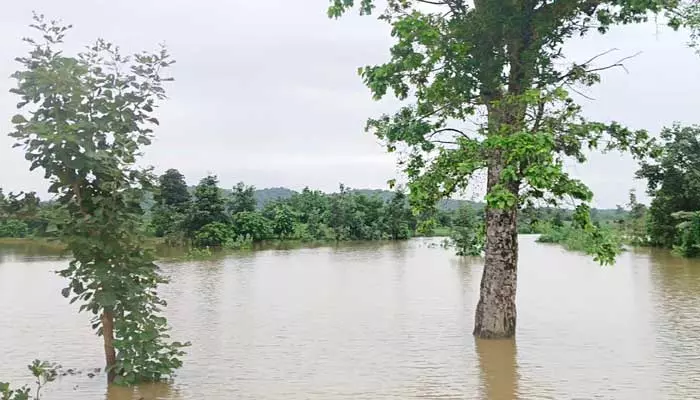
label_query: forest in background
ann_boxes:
[1,166,631,257]
[4,144,697,260]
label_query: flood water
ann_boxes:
[1,236,700,399]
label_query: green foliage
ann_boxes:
[637,124,700,252]
[0,360,60,400]
[0,219,29,238]
[150,169,190,243]
[622,189,649,246]
[150,205,186,240]
[231,211,272,241]
[326,184,386,240]
[156,169,190,210]
[327,0,675,266]
[186,175,228,237]
[672,211,700,257]
[448,205,485,256]
[271,204,296,239]
[286,187,329,223]
[538,224,624,265]
[9,15,186,384]
[185,246,213,259]
[229,182,257,214]
[0,190,50,237]
[684,1,700,52]
[383,191,415,239]
[168,179,436,248]
[193,222,234,247]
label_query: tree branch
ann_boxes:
[558,50,641,84]
[417,0,449,5]
[566,84,596,101]
[428,127,472,141]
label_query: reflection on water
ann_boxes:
[106,383,183,400]
[1,236,700,399]
[476,339,519,400]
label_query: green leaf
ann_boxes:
[11,114,27,124]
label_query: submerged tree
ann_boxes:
[151,168,190,239]
[637,124,700,249]
[450,204,485,256]
[327,0,677,338]
[9,15,187,383]
[186,175,229,237]
[229,182,257,214]
[156,169,191,210]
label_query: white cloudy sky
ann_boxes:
[0,1,699,208]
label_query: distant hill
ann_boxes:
[254,187,296,208]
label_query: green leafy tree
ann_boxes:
[1,360,60,400]
[156,169,190,210]
[187,175,228,239]
[624,189,648,245]
[0,219,29,238]
[287,187,329,224]
[9,15,187,383]
[383,190,414,240]
[327,184,353,240]
[229,182,257,214]
[151,169,190,239]
[671,211,700,257]
[232,211,273,241]
[449,205,486,256]
[637,124,700,249]
[272,204,296,239]
[194,222,234,247]
[327,0,672,338]
[0,190,44,237]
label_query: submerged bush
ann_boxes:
[672,211,700,258]
[193,222,234,247]
[0,219,29,238]
[1,360,60,400]
[538,224,624,263]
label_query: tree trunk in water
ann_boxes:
[102,311,117,383]
[473,158,519,339]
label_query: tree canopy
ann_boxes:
[9,14,187,384]
[637,124,700,254]
[326,0,683,338]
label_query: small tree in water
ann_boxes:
[9,15,188,384]
[327,0,682,338]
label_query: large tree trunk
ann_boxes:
[102,310,117,383]
[473,157,519,339]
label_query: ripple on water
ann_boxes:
[1,237,700,399]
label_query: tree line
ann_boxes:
[149,170,426,248]
[532,124,700,260]
[2,167,638,255]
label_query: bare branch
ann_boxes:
[417,0,448,5]
[558,50,641,83]
[566,84,596,101]
[583,51,641,74]
[579,48,620,67]
[428,128,474,142]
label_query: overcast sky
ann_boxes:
[0,1,699,208]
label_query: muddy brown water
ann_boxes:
[1,236,699,399]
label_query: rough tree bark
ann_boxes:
[101,311,117,383]
[473,155,519,339]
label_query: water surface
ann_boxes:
[1,236,699,399]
